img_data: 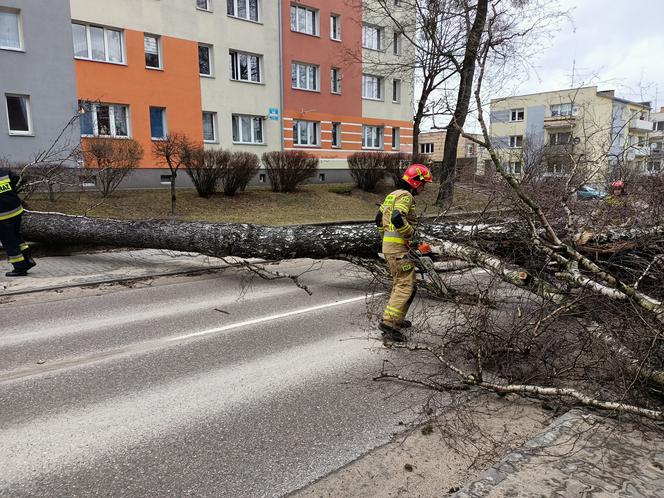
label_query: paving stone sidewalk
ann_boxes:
[452,410,664,497]
[0,249,232,295]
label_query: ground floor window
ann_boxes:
[293,120,319,147]
[79,101,129,138]
[232,114,263,144]
[5,94,31,135]
[362,125,383,149]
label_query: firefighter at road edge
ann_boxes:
[0,167,36,277]
[374,164,433,343]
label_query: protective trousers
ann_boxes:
[382,252,416,329]
[0,213,29,268]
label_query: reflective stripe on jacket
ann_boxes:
[379,189,417,254]
[0,169,23,220]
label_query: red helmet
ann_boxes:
[402,164,433,189]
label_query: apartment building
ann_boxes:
[489,86,652,181]
[417,130,490,174]
[0,0,414,187]
[0,0,79,164]
[649,107,664,173]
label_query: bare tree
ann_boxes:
[152,133,192,214]
[82,137,143,197]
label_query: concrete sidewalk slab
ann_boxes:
[452,410,664,497]
[0,249,235,296]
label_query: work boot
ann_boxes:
[22,247,36,270]
[401,319,412,329]
[378,322,407,343]
[5,260,31,277]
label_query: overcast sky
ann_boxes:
[516,0,664,110]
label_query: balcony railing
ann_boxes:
[629,118,653,132]
[543,115,576,128]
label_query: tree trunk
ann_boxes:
[435,0,489,208]
[170,170,177,215]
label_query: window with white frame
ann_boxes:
[290,5,318,36]
[197,0,212,11]
[392,79,401,103]
[362,74,382,100]
[199,44,213,76]
[466,143,476,156]
[150,107,167,140]
[227,0,259,22]
[330,14,341,40]
[646,161,661,173]
[549,131,571,145]
[72,23,124,63]
[144,34,161,69]
[79,101,129,138]
[510,108,524,121]
[230,50,261,83]
[232,114,263,144]
[293,120,319,146]
[508,161,522,175]
[5,94,31,135]
[393,31,401,55]
[550,102,577,117]
[420,143,434,154]
[509,135,523,148]
[331,122,341,148]
[202,111,217,142]
[331,68,341,94]
[392,127,400,149]
[362,125,383,149]
[0,8,22,50]
[546,162,564,175]
[291,62,319,91]
[654,121,664,131]
[362,24,382,50]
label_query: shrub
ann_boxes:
[347,152,387,191]
[184,148,231,198]
[221,152,261,196]
[262,151,318,193]
[83,137,143,197]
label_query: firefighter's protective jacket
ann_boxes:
[377,189,417,254]
[0,168,23,221]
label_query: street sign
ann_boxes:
[268,108,279,121]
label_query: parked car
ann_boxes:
[577,185,607,200]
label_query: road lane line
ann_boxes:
[168,293,383,342]
[0,293,384,384]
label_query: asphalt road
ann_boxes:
[0,259,438,497]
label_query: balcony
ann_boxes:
[543,115,576,128]
[629,118,653,132]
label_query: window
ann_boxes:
[293,120,319,146]
[259,173,266,182]
[509,135,523,148]
[550,103,577,117]
[144,34,161,68]
[227,0,259,22]
[330,14,341,40]
[420,143,434,154]
[232,114,263,144]
[546,162,564,175]
[508,161,522,175]
[362,75,382,100]
[392,79,401,103]
[230,50,261,83]
[203,111,217,142]
[72,23,124,63]
[331,68,342,94]
[393,31,401,56]
[199,44,213,76]
[197,0,212,11]
[160,174,172,185]
[466,143,476,156]
[510,108,524,121]
[646,161,661,173]
[331,122,341,148]
[362,24,382,50]
[362,125,383,149]
[0,8,21,50]
[549,131,571,145]
[291,62,319,91]
[290,5,318,36]
[150,107,166,140]
[79,101,129,138]
[392,127,400,150]
[655,121,664,132]
[5,94,31,135]
[319,173,326,182]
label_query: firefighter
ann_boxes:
[375,164,433,342]
[0,167,36,277]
